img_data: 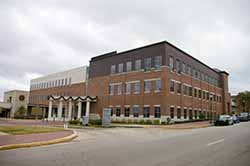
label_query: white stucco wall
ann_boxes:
[30,66,88,90]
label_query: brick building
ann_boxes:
[88,41,230,122]
[28,41,230,123]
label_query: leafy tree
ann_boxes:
[236,91,250,113]
[14,106,27,118]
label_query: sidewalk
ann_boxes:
[111,121,212,129]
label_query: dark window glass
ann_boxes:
[133,106,139,117]
[184,109,187,119]
[154,107,161,118]
[177,108,181,119]
[124,107,130,117]
[143,107,150,118]
[116,108,121,117]
[170,80,175,92]
[177,83,181,94]
[170,107,174,119]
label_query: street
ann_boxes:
[0,122,250,166]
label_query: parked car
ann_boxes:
[214,115,234,126]
[238,112,249,121]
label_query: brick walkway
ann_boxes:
[0,130,73,146]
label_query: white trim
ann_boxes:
[125,80,140,84]
[109,82,122,86]
[115,105,121,107]
[124,105,130,108]
[170,105,175,108]
[154,105,161,107]
[144,105,150,107]
[144,78,161,82]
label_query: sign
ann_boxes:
[102,108,111,127]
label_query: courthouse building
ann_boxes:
[28,41,231,122]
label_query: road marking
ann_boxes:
[206,139,225,146]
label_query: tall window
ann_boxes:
[125,83,131,94]
[111,65,116,74]
[144,80,150,92]
[169,56,174,71]
[183,85,188,95]
[116,107,121,117]
[182,62,186,74]
[117,83,122,95]
[189,86,193,96]
[176,59,181,74]
[124,107,130,117]
[135,59,141,70]
[170,80,175,92]
[155,79,161,91]
[170,107,174,119]
[109,84,114,95]
[177,82,181,94]
[126,61,132,72]
[177,108,181,119]
[194,88,197,98]
[198,90,202,98]
[65,78,68,86]
[184,109,187,119]
[133,106,139,117]
[203,91,206,99]
[194,110,197,119]
[189,109,193,120]
[154,56,162,70]
[143,106,150,118]
[69,77,71,86]
[154,106,161,118]
[118,63,123,73]
[144,57,151,71]
[134,82,140,94]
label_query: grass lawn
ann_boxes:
[0,125,65,135]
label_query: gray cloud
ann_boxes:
[0,0,250,100]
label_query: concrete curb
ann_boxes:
[0,130,78,151]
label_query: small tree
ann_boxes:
[14,106,26,118]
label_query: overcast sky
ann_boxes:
[0,0,249,100]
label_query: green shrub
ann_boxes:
[69,120,80,125]
[133,119,138,124]
[145,119,152,124]
[127,119,133,124]
[199,113,206,120]
[14,106,27,119]
[89,119,102,126]
[139,119,145,124]
[153,119,160,125]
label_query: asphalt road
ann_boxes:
[0,122,250,166]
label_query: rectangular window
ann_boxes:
[117,83,122,95]
[154,106,161,118]
[203,91,206,99]
[69,77,71,86]
[61,79,64,86]
[118,63,123,73]
[133,106,139,117]
[189,86,193,97]
[109,84,114,95]
[183,85,188,95]
[143,106,150,118]
[169,56,174,71]
[194,110,197,119]
[194,88,197,98]
[154,56,162,70]
[125,83,131,94]
[170,107,174,119]
[134,82,140,94]
[177,82,181,94]
[111,65,116,74]
[124,107,130,117]
[182,62,186,74]
[187,65,191,75]
[198,90,202,98]
[144,57,151,71]
[189,109,193,120]
[177,108,181,119]
[176,59,181,74]
[155,79,161,91]
[135,59,141,70]
[144,80,150,92]
[170,80,175,93]
[65,78,68,86]
[116,107,121,117]
[184,109,187,119]
[207,92,209,100]
[126,61,132,72]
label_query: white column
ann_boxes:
[48,99,53,120]
[58,99,63,120]
[68,99,72,120]
[85,99,90,124]
[77,101,82,119]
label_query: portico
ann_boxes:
[48,95,97,122]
